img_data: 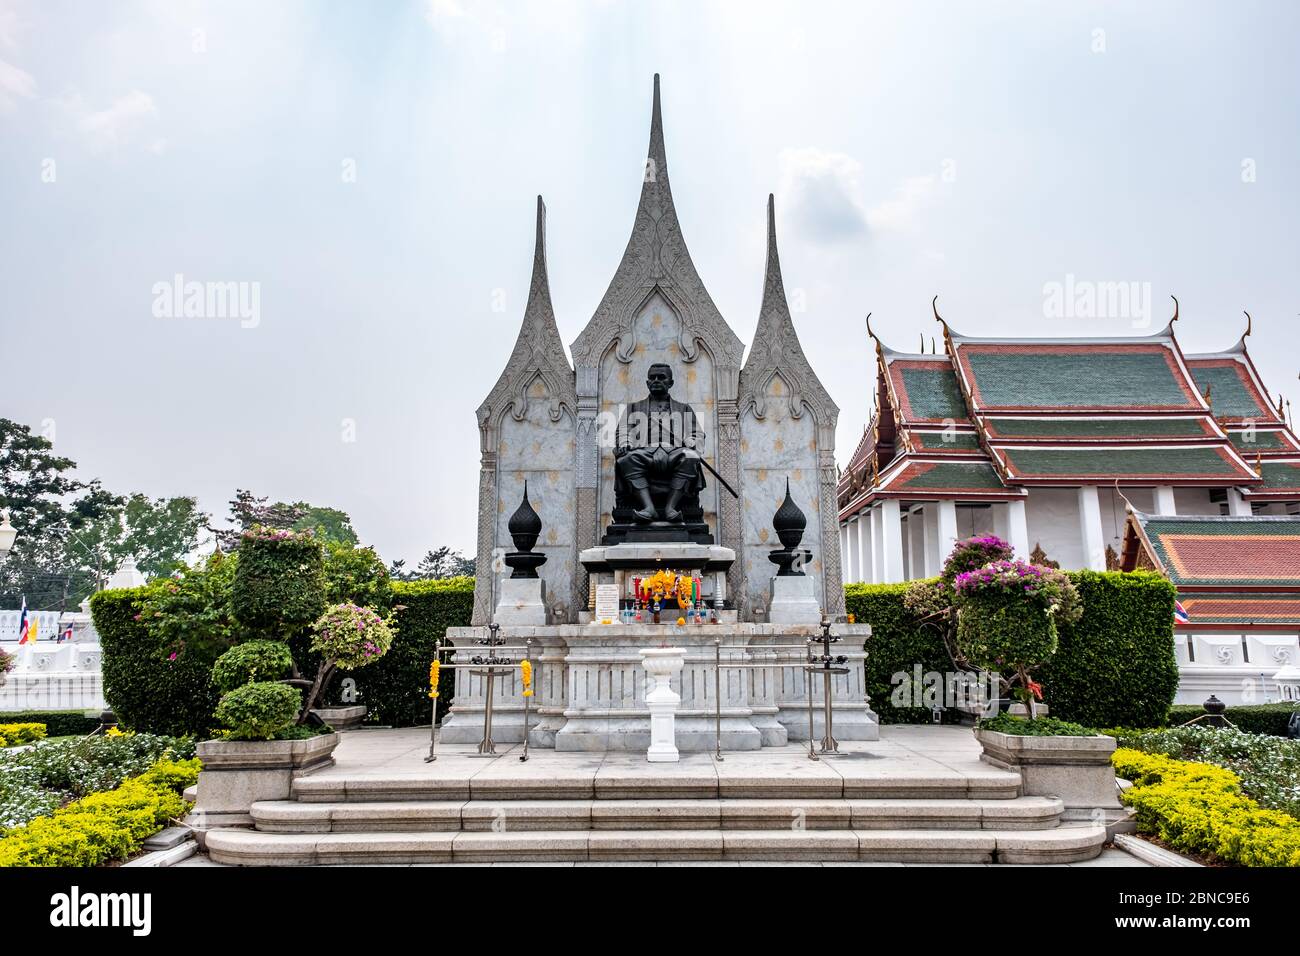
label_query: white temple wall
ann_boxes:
[1173,487,1220,516]
[1025,488,1085,569]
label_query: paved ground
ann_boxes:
[178,724,1150,867]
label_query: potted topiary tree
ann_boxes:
[192,528,340,830]
[300,603,395,730]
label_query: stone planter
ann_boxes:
[189,732,340,834]
[309,705,366,731]
[975,728,1131,836]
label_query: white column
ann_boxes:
[936,499,959,567]
[1006,498,1030,559]
[880,499,905,583]
[923,505,940,577]
[1077,486,1107,571]
[908,508,926,580]
[1227,488,1253,517]
[870,505,884,584]
[846,516,862,583]
[857,511,873,584]
[839,523,850,578]
[1154,485,1177,515]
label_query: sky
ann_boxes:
[2,0,1297,565]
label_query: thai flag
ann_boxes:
[1174,600,1190,625]
[58,622,74,643]
[16,597,31,644]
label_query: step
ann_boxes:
[205,824,1106,866]
[250,796,1063,833]
[289,768,1022,803]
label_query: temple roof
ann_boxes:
[1124,512,1300,589]
[839,303,1299,520]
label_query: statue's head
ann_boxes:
[646,363,674,398]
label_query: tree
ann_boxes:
[213,490,358,549]
[0,419,121,608]
[65,494,208,584]
[390,547,475,581]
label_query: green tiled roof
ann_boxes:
[1138,515,1300,587]
[898,366,968,420]
[988,417,1207,439]
[1228,431,1288,452]
[899,461,1006,491]
[1005,446,1242,478]
[912,430,981,451]
[1258,461,1300,489]
[965,351,1191,408]
[1190,365,1268,419]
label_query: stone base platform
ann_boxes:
[202,726,1109,865]
[440,622,877,752]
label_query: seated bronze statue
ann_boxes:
[614,363,706,523]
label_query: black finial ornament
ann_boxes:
[769,478,812,577]
[504,482,547,579]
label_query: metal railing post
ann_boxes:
[424,639,441,763]
[520,638,533,762]
[714,638,724,761]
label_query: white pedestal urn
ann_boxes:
[640,646,685,763]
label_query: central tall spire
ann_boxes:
[570,75,743,368]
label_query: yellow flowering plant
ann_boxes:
[428,659,441,700]
[520,659,533,697]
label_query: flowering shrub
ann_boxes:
[0,647,14,678]
[953,559,1082,715]
[1113,725,1300,820]
[941,535,1015,585]
[0,757,199,866]
[214,681,302,740]
[1112,748,1300,867]
[0,723,47,747]
[310,604,394,669]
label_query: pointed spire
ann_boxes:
[759,193,787,321]
[527,195,552,317]
[647,73,666,184]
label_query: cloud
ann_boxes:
[777,147,870,242]
[65,89,160,151]
[0,56,34,111]
[425,0,466,30]
[866,175,937,232]
[0,0,21,52]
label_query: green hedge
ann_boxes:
[847,571,1179,728]
[353,577,473,726]
[90,587,221,737]
[1169,703,1298,737]
[0,711,101,737]
[845,583,954,724]
[1039,571,1179,729]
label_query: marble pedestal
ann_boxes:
[493,578,548,626]
[767,575,820,625]
[441,622,877,751]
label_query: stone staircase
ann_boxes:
[204,755,1108,865]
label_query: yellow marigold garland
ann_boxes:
[428,659,441,699]
[520,659,533,697]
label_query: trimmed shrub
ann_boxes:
[211,640,294,694]
[231,526,325,633]
[1112,748,1300,867]
[215,681,301,740]
[1039,571,1179,729]
[354,577,473,726]
[1168,703,1298,738]
[91,587,221,737]
[0,757,199,867]
[0,723,47,747]
[845,571,1178,729]
[0,711,101,737]
[845,583,955,724]
[978,713,1095,737]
